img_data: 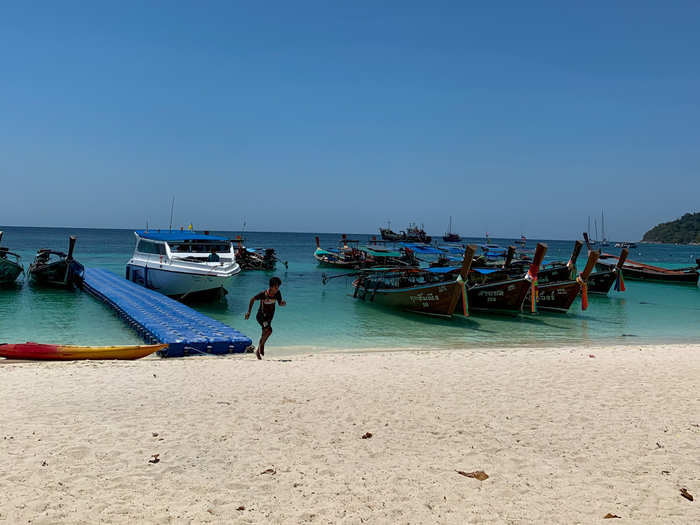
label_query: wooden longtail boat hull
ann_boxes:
[0,258,23,285]
[348,245,476,317]
[510,241,581,285]
[526,281,581,313]
[597,260,699,284]
[523,248,600,313]
[314,253,366,269]
[0,342,167,360]
[28,259,84,288]
[536,265,573,285]
[236,249,277,271]
[587,270,618,295]
[353,279,463,317]
[467,278,531,314]
[466,242,549,315]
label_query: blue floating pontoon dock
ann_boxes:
[82,268,252,357]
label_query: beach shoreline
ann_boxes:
[2,343,699,523]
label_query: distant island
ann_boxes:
[642,212,700,244]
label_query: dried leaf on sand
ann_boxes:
[456,470,489,481]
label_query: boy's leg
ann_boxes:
[255,333,262,359]
[259,326,272,356]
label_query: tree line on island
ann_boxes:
[642,212,700,244]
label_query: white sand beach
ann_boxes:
[1,344,699,524]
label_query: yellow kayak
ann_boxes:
[0,342,167,360]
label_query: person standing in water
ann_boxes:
[245,276,286,359]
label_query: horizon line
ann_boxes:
[0,224,632,243]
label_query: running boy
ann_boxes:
[245,276,286,359]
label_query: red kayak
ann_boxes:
[0,342,167,360]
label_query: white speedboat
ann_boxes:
[126,230,241,299]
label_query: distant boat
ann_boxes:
[234,236,285,271]
[379,221,402,242]
[442,217,460,242]
[0,231,24,285]
[404,223,432,243]
[601,211,610,247]
[379,222,431,243]
[615,241,637,249]
[28,236,84,289]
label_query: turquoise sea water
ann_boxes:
[1,226,699,355]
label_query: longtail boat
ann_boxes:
[28,236,84,289]
[234,237,286,271]
[314,235,368,269]
[350,245,475,317]
[466,243,548,314]
[0,231,24,285]
[584,232,699,285]
[587,247,628,295]
[322,246,476,318]
[0,342,166,360]
[360,244,417,267]
[507,241,582,284]
[525,250,600,313]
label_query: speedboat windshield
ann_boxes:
[169,241,230,254]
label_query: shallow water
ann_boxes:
[1,226,699,354]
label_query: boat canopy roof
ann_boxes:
[438,245,465,254]
[400,243,442,254]
[426,266,500,275]
[426,266,458,274]
[315,248,339,256]
[361,246,402,257]
[135,230,229,242]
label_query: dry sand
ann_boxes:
[1,344,699,524]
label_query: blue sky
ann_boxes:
[1,1,698,239]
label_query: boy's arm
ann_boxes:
[245,296,258,319]
[277,291,286,306]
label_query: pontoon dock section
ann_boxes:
[82,268,252,357]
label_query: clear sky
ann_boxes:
[1,1,698,240]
